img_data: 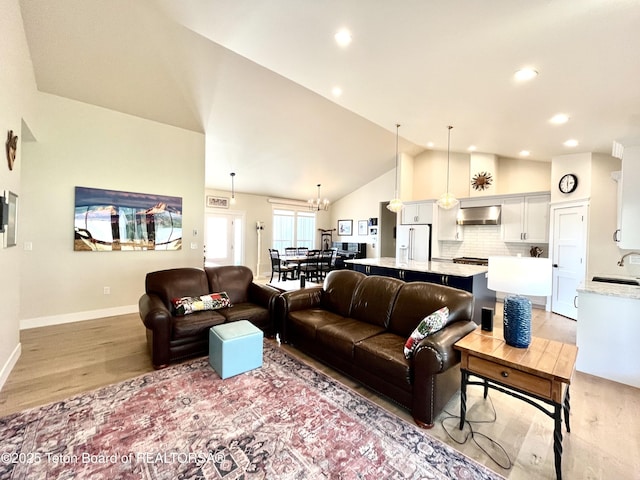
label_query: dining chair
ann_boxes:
[284,247,297,256]
[297,247,309,256]
[299,249,321,282]
[318,249,335,280]
[269,249,297,282]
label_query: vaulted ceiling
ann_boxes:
[19,0,640,202]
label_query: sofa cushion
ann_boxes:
[172,310,226,339]
[172,292,231,316]
[205,266,253,304]
[145,268,210,310]
[217,302,270,326]
[354,333,412,389]
[403,307,448,359]
[321,270,366,317]
[288,309,347,340]
[349,276,403,328]
[316,319,385,359]
[388,282,473,337]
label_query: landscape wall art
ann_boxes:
[74,186,183,251]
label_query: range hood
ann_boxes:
[456,205,501,225]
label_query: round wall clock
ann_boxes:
[558,173,578,194]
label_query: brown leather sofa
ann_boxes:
[139,265,279,369]
[278,269,476,428]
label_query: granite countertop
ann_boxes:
[578,276,640,300]
[344,257,488,278]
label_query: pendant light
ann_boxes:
[308,184,330,211]
[386,123,404,213]
[230,172,236,205]
[436,125,459,210]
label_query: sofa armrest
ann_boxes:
[139,293,173,367]
[248,282,280,310]
[275,287,323,342]
[280,287,323,312]
[413,320,477,376]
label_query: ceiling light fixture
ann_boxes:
[230,172,236,205]
[468,145,477,152]
[564,139,579,147]
[331,86,343,97]
[334,28,352,47]
[386,124,404,213]
[514,68,538,81]
[519,150,531,157]
[309,184,329,211]
[550,113,570,124]
[437,126,459,210]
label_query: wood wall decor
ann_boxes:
[6,130,18,171]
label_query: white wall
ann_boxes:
[330,169,395,258]
[204,189,332,277]
[0,0,38,388]
[412,149,551,200]
[19,93,205,328]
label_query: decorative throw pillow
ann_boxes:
[403,306,449,359]
[172,292,231,316]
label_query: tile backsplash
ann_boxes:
[438,224,548,259]
[438,224,549,307]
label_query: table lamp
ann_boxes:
[487,256,552,348]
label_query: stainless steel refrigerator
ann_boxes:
[396,224,432,262]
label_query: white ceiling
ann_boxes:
[19,0,640,202]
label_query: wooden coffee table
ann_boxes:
[454,330,578,480]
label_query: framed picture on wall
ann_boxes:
[338,219,352,236]
[206,196,230,209]
[358,220,367,235]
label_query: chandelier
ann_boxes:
[436,125,459,210]
[387,123,404,213]
[308,184,330,211]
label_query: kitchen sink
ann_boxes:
[592,276,640,286]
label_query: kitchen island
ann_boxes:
[345,257,493,325]
[577,279,640,388]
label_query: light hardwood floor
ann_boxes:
[0,306,638,479]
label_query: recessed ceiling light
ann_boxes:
[334,28,352,47]
[514,68,538,81]
[331,86,343,97]
[468,145,477,152]
[564,139,579,147]
[550,113,570,125]
[426,142,434,148]
[519,150,531,157]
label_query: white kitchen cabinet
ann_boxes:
[501,194,550,243]
[401,201,434,225]
[577,289,640,388]
[437,205,463,241]
[617,144,640,248]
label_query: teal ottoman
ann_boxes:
[209,320,263,379]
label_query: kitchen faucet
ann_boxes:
[616,252,640,267]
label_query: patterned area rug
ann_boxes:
[0,342,503,479]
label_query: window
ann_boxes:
[273,208,316,251]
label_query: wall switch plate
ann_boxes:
[190,242,198,250]
[629,255,640,265]
[103,287,111,295]
[24,242,32,251]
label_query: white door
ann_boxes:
[205,213,243,266]
[551,205,587,319]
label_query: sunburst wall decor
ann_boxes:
[471,171,493,191]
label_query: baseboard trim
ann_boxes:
[20,305,138,330]
[0,343,21,391]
